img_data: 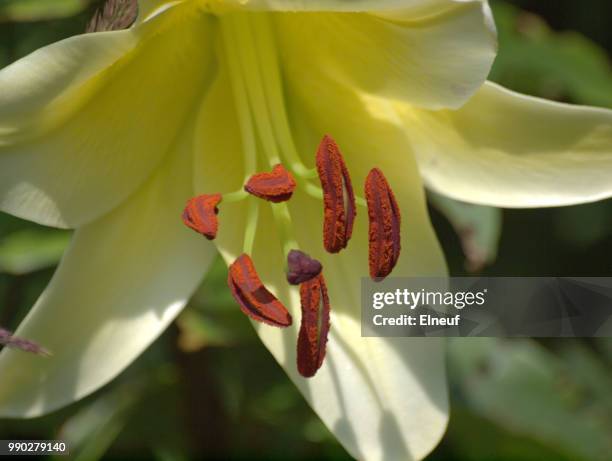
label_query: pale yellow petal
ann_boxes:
[227,0,483,14]
[287,68,448,461]
[0,111,215,418]
[0,2,214,228]
[275,0,496,110]
[137,0,184,23]
[194,64,448,460]
[403,81,612,208]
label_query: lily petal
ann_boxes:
[229,0,486,14]
[0,116,216,418]
[0,2,214,228]
[282,197,448,461]
[402,81,612,208]
[195,66,449,459]
[275,0,496,110]
[137,0,183,23]
[288,73,449,461]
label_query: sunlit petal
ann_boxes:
[288,73,448,461]
[275,0,496,109]
[137,0,183,23]
[230,0,485,14]
[403,81,612,208]
[0,115,216,418]
[0,2,214,228]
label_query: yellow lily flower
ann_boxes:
[0,1,611,460]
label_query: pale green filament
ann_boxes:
[247,15,367,208]
[232,15,282,166]
[220,21,257,181]
[222,189,248,203]
[249,15,318,180]
[221,19,260,253]
[225,14,302,256]
[270,202,299,258]
[221,13,368,258]
[243,200,260,255]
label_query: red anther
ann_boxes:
[245,164,297,203]
[365,168,401,281]
[287,249,323,285]
[182,194,222,240]
[297,274,331,378]
[228,254,292,328]
[316,135,356,253]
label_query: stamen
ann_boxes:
[0,327,50,356]
[228,254,292,327]
[286,249,323,285]
[182,194,222,240]
[245,164,297,203]
[365,168,401,281]
[297,274,331,378]
[86,0,138,33]
[316,135,356,253]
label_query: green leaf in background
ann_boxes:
[596,337,612,364]
[176,308,239,351]
[448,338,612,461]
[0,0,92,22]
[554,201,612,249]
[0,228,71,275]
[429,191,502,272]
[56,382,139,461]
[490,1,612,108]
[435,408,576,461]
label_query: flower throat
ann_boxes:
[182,13,401,378]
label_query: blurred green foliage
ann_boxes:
[0,0,611,460]
[0,228,70,275]
[490,2,612,107]
[0,0,91,22]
